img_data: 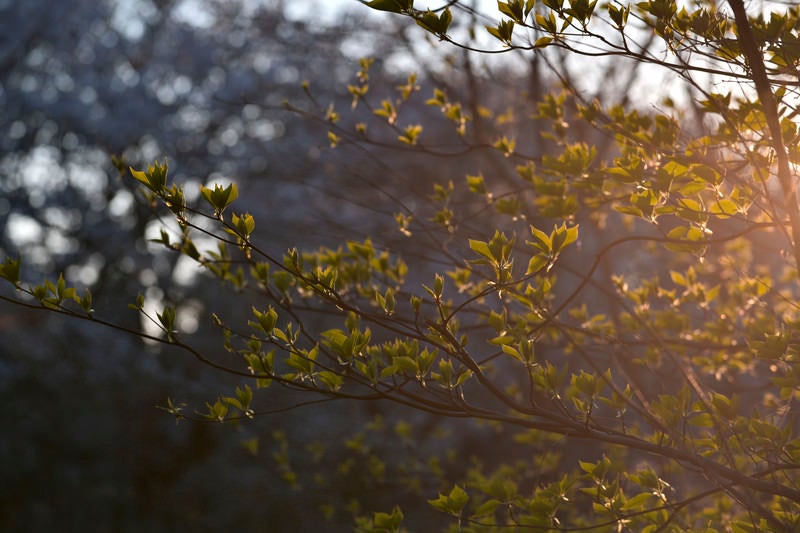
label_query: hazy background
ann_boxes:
[0,0,667,530]
[0,1,514,530]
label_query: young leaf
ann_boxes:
[0,256,21,286]
[201,183,239,214]
[365,0,411,13]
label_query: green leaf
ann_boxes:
[364,0,411,13]
[0,256,21,285]
[157,305,176,333]
[425,273,443,299]
[469,239,495,261]
[551,223,579,253]
[415,8,452,37]
[448,484,469,510]
[129,160,168,193]
[670,271,687,287]
[526,254,548,275]
[466,174,487,194]
[429,484,470,516]
[380,288,396,316]
[222,395,243,411]
[157,397,186,421]
[498,0,524,22]
[201,182,239,214]
[709,198,738,218]
[665,225,707,253]
[245,351,274,389]
[232,212,256,236]
[130,167,149,186]
[318,370,344,391]
[528,225,551,253]
[710,391,737,419]
[56,273,66,298]
[205,399,228,422]
[372,506,404,530]
[688,412,714,427]
[328,131,341,148]
[241,437,259,456]
[393,356,419,373]
[398,124,423,145]
[493,134,516,155]
[607,3,628,28]
[236,384,253,410]
[251,306,278,335]
[563,224,579,248]
[78,288,93,314]
[502,344,523,362]
[622,491,654,510]
[455,369,473,386]
[487,20,515,46]
[472,499,502,517]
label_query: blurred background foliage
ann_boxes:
[0,0,533,530]
[0,0,667,529]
